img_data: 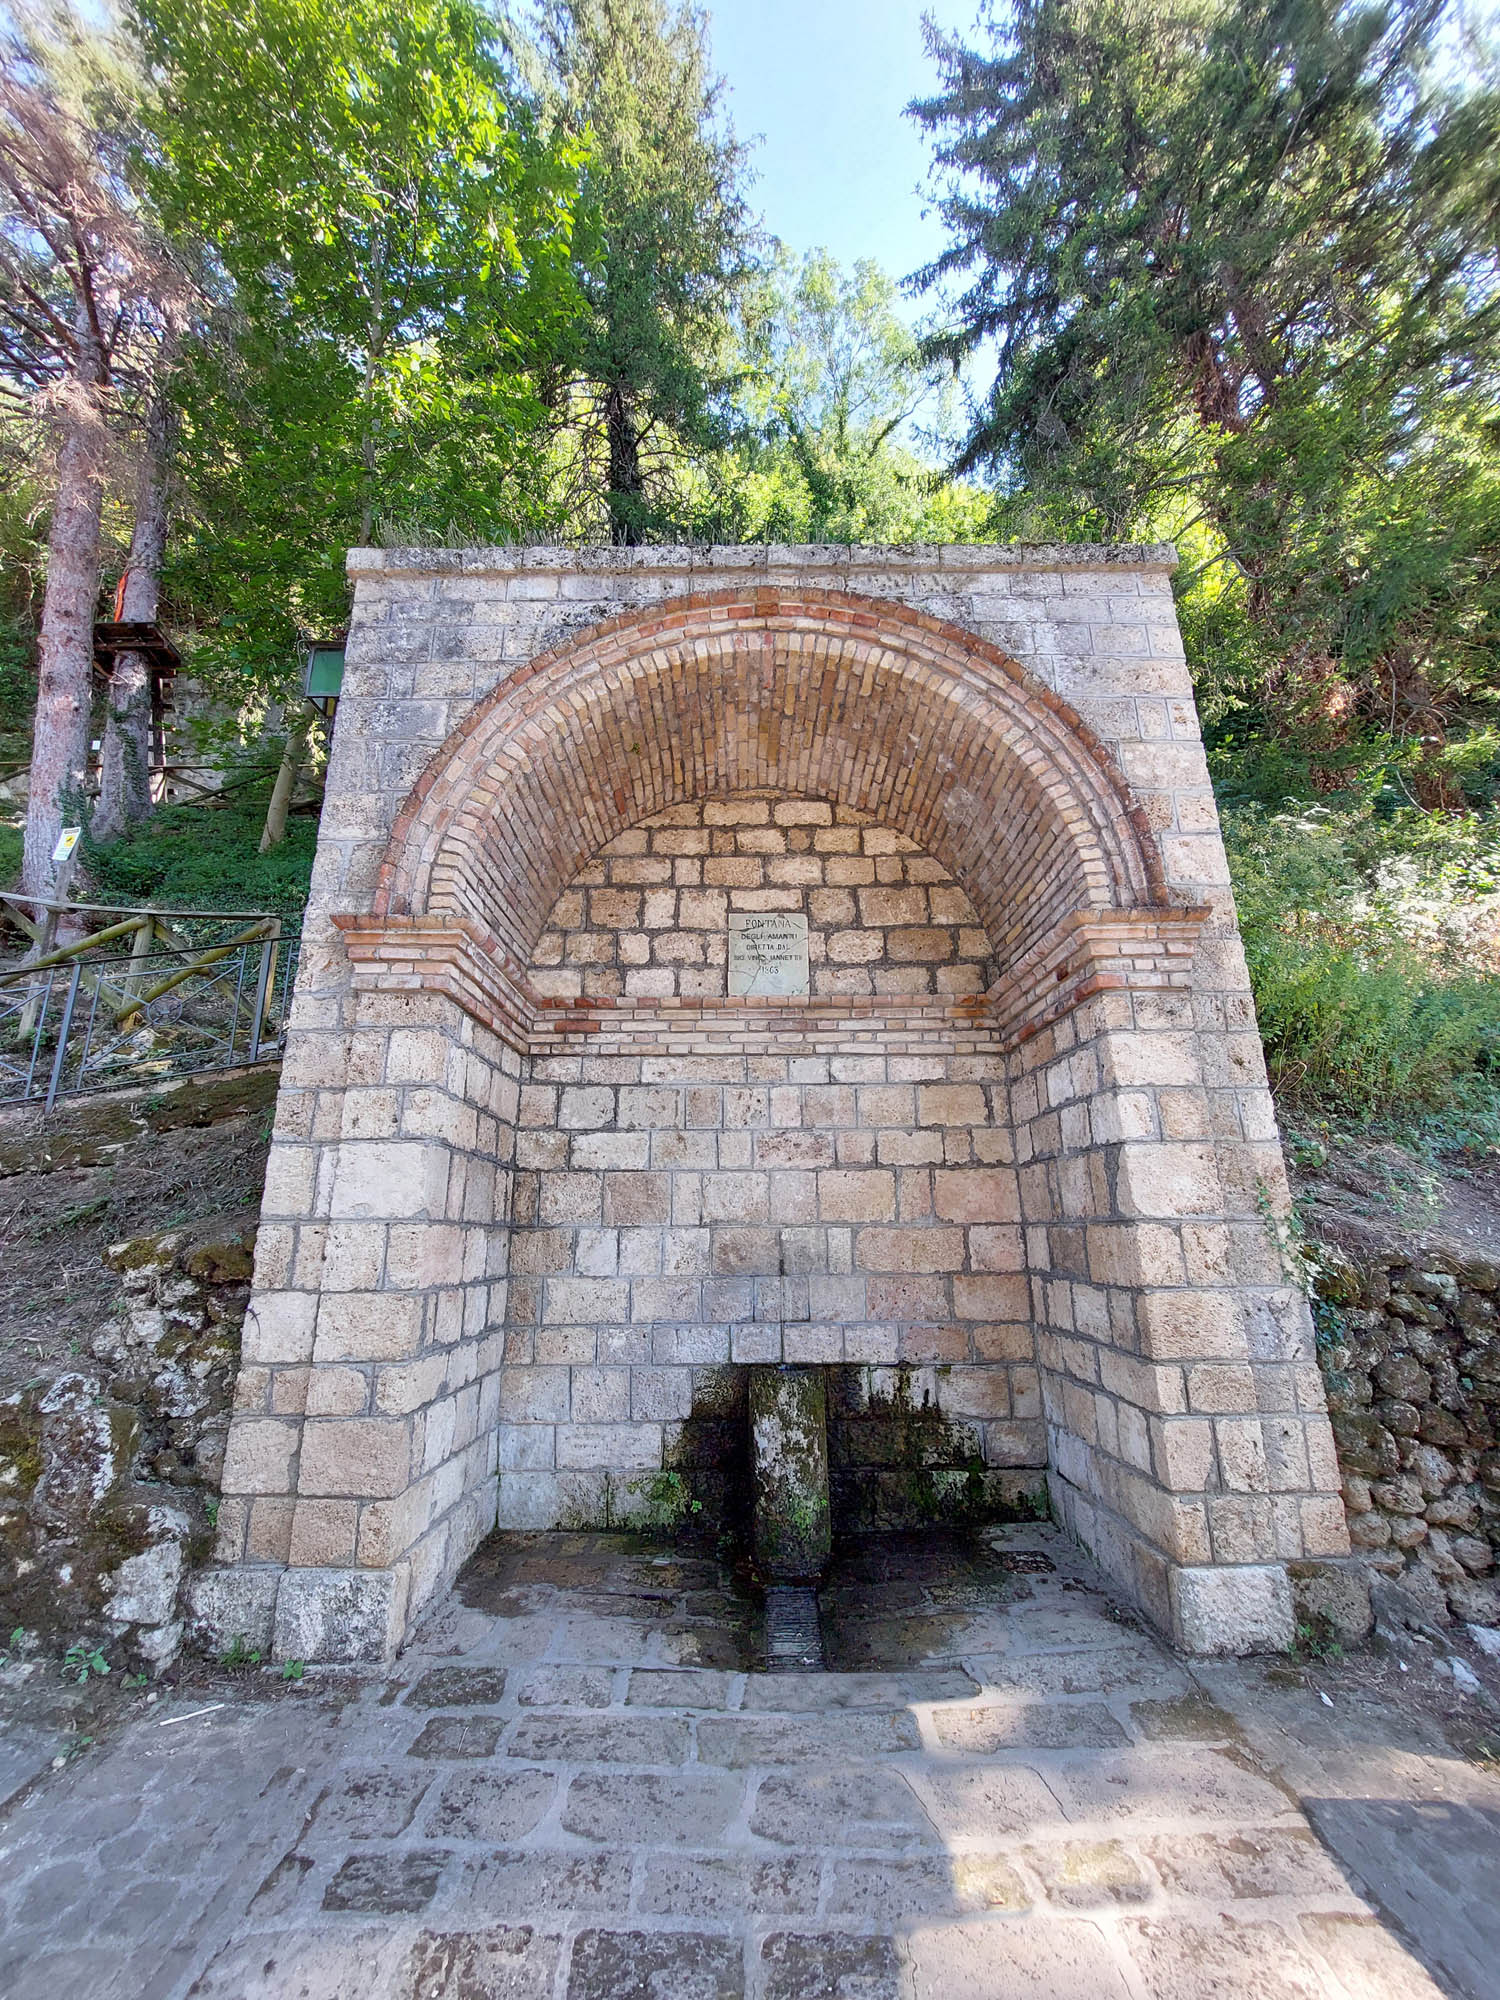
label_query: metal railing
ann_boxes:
[0,901,301,1109]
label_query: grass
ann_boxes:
[79,795,316,918]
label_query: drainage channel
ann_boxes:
[762,1584,825,1671]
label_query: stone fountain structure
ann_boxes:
[194,543,1354,1663]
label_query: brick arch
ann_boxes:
[375,588,1165,973]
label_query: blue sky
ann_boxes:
[705,0,983,302]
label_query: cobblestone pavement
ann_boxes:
[1,1523,1495,1999]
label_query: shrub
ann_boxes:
[81,797,315,917]
[1224,801,1500,1139]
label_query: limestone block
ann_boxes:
[603,1172,672,1224]
[1135,1288,1245,1362]
[968,1227,1025,1273]
[630,1367,693,1420]
[917,1085,989,1126]
[498,1367,571,1423]
[327,1140,451,1221]
[272,1564,410,1664]
[496,1421,555,1469]
[1116,1144,1223,1219]
[631,1278,704,1323]
[245,1494,296,1562]
[783,1323,844,1363]
[818,1170,896,1222]
[571,1368,631,1423]
[1298,1494,1352,1558]
[939,1369,1012,1419]
[220,1417,301,1497]
[298,1418,412,1498]
[707,1318,773,1365]
[1185,1363,1258,1414]
[1214,1418,1272,1492]
[953,1276,1030,1321]
[933,1170,1020,1223]
[854,1228,966,1274]
[517,1177,575,1231]
[313,1290,423,1361]
[984,1420,1048,1467]
[1150,1418,1215,1493]
[374,1354,449,1416]
[320,1221,388,1291]
[185,1566,279,1654]
[1169,1562,1294,1654]
[545,1277,631,1323]
[702,1173,771,1223]
[556,1423,662,1470]
[260,1143,320,1216]
[288,1498,360,1566]
[560,1086,615,1128]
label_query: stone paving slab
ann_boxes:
[0,1524,1491,1999]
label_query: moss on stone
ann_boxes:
[0,1403,44,1499]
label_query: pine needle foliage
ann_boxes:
[912,0,1500,751]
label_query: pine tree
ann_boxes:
[513,0,755,542]
[911,0,1500,740]
[0,4,179,902]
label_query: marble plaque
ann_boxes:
[728,910,810,997]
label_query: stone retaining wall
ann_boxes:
[1315,1240,1500,1627]
[0,1215,254,1670]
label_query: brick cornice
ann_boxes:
[332,904,1208,1055]
[334,912,539,1049]
[985,907,1209,1047]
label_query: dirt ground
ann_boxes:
[0,1070,276,1397]
[1287,1117,1500,1264]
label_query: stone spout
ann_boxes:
[749,1365,832,1584]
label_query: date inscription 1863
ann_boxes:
[728,910,810,997]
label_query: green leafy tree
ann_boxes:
[132,0,586,688]
[912,0,1500,761]
[697,247,989,543]
[508,0,755,542]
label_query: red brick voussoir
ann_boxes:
[372,589,1168,977]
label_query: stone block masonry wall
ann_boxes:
[499,1001,1043,1531]
[498,793,1041,1531]
[208,988,521,1660]
[1010,988,1347,1647]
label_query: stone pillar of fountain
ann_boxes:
[749,1366,832,1584]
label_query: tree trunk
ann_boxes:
[95,377,172,843]
[605,382,644,545]
[20,309,106,909]
[259,712,310,852]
